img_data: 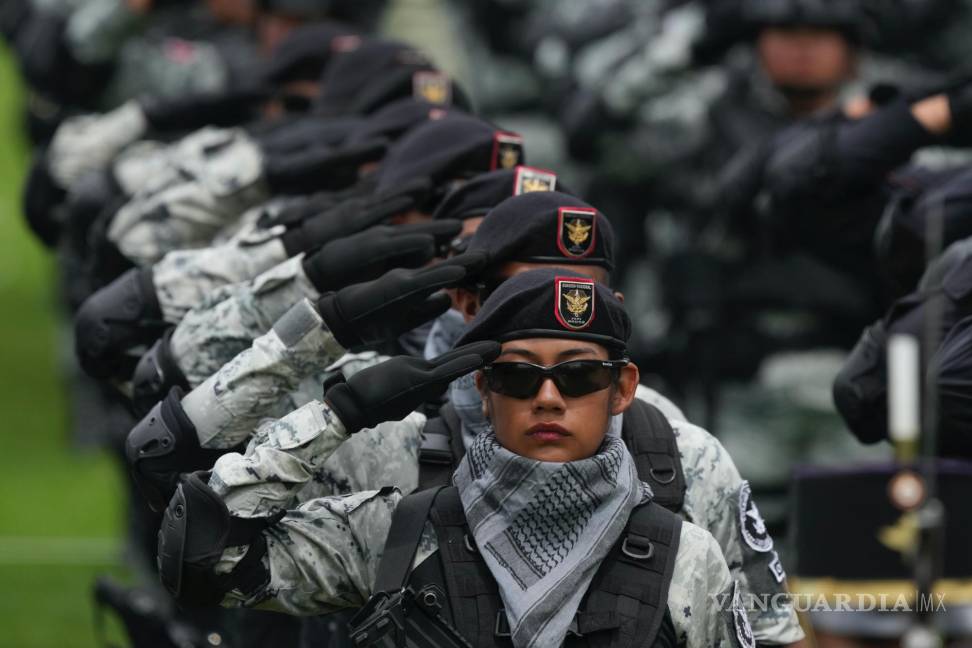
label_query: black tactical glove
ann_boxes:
[263,140,387,195]
[139,84,271,133]
[279,178,431,256]
[302,219,461,292]
[318,252,486,349]
[325,341,501,433]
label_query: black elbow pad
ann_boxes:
[74,267,165,381]
[22,153,67,248]
[131,329,189,418]
[157,472,275,607]
[832,321,889,445]
[126,387,225,513]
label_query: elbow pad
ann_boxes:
[22,153,67,248]
[157,472,276,607]
[74,267,164,381]
[126,388,227,513]
[131,329,189,418]
[832,321,888,445]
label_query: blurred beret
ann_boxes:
[456,267,630,354]
[467,191,615,272]
[433,166,573,221]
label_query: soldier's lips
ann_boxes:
[526,423,570,442]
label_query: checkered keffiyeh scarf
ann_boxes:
[454,431,650,648]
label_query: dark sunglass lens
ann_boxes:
[554,362,614,397]
[488,364,541,398]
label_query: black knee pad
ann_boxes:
[74,267,164,381]
[132,329,189,418]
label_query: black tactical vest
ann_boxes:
[417,400,686,511]
[360,486,682,648]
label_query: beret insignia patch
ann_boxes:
[514,166,557,195]
[491,132,524,170]
[557,207,597,258]
[555,276,595,330]
[413,71,452,105]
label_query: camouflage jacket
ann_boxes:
[191,304,803,643]
[221,483,744,648]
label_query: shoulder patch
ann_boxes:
[738,481,773,553]
[768,550,786,583]
[513,166,557,195]
[412,71,452,105]
[557,207,597,258]
[491,132,524,170]
[732,581,756,648]
[555,276,595,330]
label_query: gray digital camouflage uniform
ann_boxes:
[106,127,269,265]
[179,300,803,643]
[219,483,744,648]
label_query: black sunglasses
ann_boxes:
[483,359,628,399]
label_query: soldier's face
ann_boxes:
[757,27,855,93]
[476,338,639,463]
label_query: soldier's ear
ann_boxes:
[475,371,491,418]
[612,290,625,304]
[609,363,639,415]
[456,287,481,322]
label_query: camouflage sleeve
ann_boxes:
[63,0,142,64]
[669,521,745,648]
[47,101,148,189]
[180,299,346,449]
[291,411,424,502]
[674,421,805,644]
[153,224,289,323]
[634,384,687,421]
[107,128,269,265]
[170,255,321,386]
[225,489,435,615]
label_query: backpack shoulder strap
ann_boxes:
[417,403,466,491]
[579,501,683,648]
[372,486,446,594]
[622,401,686,512]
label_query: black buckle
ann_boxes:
[649,466,676,485]
[419,432,453,465]
[494,610,511,637]
[621,534,654,561]
[463,534,478,553]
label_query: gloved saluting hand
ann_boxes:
[317,251,486,349]
[279,178,430,256]
[325,341,501,433]
[302,219,461,292]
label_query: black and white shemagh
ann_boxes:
[454,431,650,648]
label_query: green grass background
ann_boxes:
[0,45,128,647]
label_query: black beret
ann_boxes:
[376,114,525,198]
[466,191,615,271]
[432,166,574,221]
[260,22,360,85]
[456,268,630,354]
[314,39,433,117]
[346,98,465,146]
[345,68,473,116]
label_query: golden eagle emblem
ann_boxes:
[521,176,552,193]
[564,289,591,316]
[565,218,592,246]
[499,146,520,169]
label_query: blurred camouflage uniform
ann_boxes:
[176,299,803,643]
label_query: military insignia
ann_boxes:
[768,551,786,584]
[556,207,597,259]
[555,277,595,330]
[738,481,773,553]
[413,71,452,105]
[732,582,756,648]
[491,133,524,170]
[330,35,362,53]
[513,166,557,195]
